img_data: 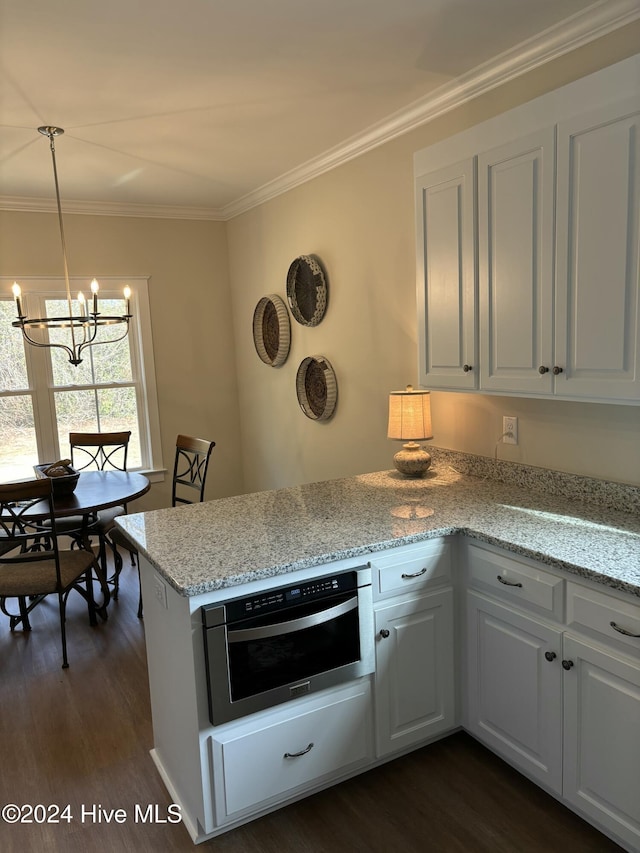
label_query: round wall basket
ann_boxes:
[296,356,337,421]
[252,294,291,367]
[286,255,327,327]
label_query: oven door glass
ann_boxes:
[227,593,361,701]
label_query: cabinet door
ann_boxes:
[555,98,640,402]
[374,587,455,757]
[415,159,477,390]
[563,635,640,851]
[466,591,563,792]
[478,128,555,394]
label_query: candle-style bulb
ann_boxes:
[90,278,99,313]
[123,285,131,314]
[12,282,23,318]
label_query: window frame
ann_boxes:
[1,276,163,482]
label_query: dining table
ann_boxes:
[43,470,151,521]
[24,469,151,615]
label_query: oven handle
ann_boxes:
[227,596,358,643]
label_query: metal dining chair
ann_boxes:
[0,478,104,668]
[68,431,131,472]
[108,434,215,617]
[55,431,132,585]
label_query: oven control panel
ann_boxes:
[285,577,339,603]
[219,570,360,624]
[240,576,342,615]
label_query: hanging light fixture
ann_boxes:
[10,126,132,366]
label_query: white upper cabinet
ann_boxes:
[478,128,555,394]
[416,159,477,390]
[555,98,640,402]
[415,59,640,404]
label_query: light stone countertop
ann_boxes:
[116,452,640,599]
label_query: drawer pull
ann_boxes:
[401,567,428,580]
[610,621,640,638]
[562,659,574,670]
[544,651,556,662]
[497,575,523,588]
[284,742,314,759]
[379,629,390,639]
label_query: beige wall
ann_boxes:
[227,23,640,492]
[0,211,244,509]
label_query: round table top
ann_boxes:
[28,470,150,519]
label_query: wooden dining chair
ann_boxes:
[109,434,216,617]
[56,431,132,584]
[0,478,104,668]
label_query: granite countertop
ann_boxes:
[116,450,640,599]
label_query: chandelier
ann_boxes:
[10,126,132,366]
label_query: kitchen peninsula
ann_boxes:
[116,449,640,850]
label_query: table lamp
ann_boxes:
[387,385,433,477]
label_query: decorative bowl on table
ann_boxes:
[34,461,80,496]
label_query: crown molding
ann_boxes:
[222,0,640,220]
[2,0,638,223]
[0,195,225,221]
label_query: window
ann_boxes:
[0,277,162,484]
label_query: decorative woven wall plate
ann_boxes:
[252,294,291,366]
[286,255,327,327]
[296,356,337,421]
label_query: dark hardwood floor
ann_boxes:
[0,555,624,853]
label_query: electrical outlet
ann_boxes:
[503,416,518,445]
[153,575,168,609]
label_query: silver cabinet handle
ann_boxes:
[401,567,427,580]
[284,742,314,759]
[610,620,640,638]
[497,575,523,588]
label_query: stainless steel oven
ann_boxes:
[201,565,374,725]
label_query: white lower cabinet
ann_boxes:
[464,542,640,852]
[374,586,455,757]
[145,541,639,847]
[209,680,373,823]
[563,635,640,850]
[466,591,563,792]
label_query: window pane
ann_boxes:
[54,387,141,468]
[0,301,29,390]
[0,395,38,482]
[47,297,132,386]
[1,277,159,475]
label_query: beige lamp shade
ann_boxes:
[387,385,433,477]
[387,386,433,441]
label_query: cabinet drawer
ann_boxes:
[372,539,451,599]
[567,582,640,654]
[466,543,563,618]
[211,682,372,820]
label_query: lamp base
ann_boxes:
[393,442,432,477]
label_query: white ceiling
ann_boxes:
[1,0,638,220]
